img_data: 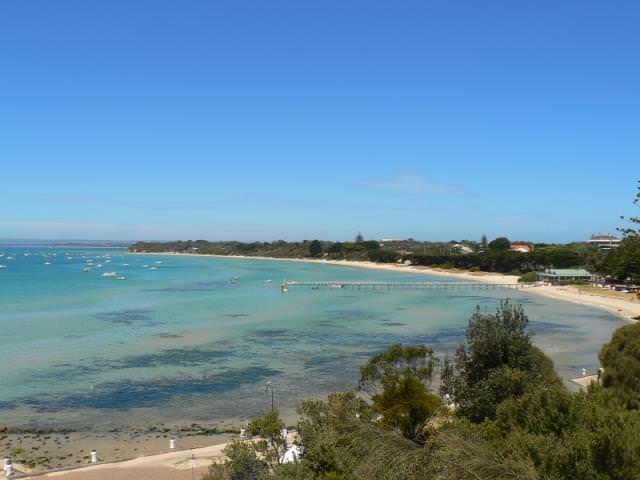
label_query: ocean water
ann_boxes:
[0,247,624,429]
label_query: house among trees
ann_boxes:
[536,268,595,285]
[510,242,533,253]
[588,234,621,250]
[452,243,474,254]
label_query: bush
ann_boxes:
[518,272,537,283]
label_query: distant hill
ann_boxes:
[0,238,133,248]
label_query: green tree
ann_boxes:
[428,422,537,480]
[599,321,640,409]
[359,344,441,442]
[493,387,640,480]
[327,242,344,257]
[601,236,640,283]
[518,271,537,283]
[248,410,287,470]
[488,237,511,252]
[309,240,323,258]
[359,344,437,395]
[442,301,561,422]
[362,240,381,251]
[203,410,288,479]
[202,441,268,480]
[372,374,442,441]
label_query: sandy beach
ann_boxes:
[19,432,298,480]
[19,440,228,480]
[134,252,640,322]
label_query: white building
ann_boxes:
[588,234,621,250]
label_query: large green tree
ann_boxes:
[441,301,560,422]
[601,236,640,283]
[309,240,323,258]
[488,237,511,252]
[599,321,640,409]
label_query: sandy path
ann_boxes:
[21,442,227,479]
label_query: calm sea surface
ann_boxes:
[0,247,624,429]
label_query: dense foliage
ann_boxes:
[129,238,383,261]
[202,304,640,480]
[599,321,640,409]
[129,238,595,275]
[441,302,561,422]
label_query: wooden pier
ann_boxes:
[282,281,536,291]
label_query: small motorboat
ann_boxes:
[101,271,117,277]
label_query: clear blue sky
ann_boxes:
[1,1,638,242]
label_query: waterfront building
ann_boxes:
[536,268,595,285]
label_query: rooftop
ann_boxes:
[542,268,593,276]
[589,234,620,241]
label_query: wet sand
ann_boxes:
[2,428,233,476]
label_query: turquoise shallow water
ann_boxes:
[0,247,624,429]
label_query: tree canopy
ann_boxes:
[599,321,640,409]
[488,237,511,252]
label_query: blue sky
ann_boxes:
[1,1,638,242]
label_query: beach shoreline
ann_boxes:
[7,251,636,478]
[129,251,640,322]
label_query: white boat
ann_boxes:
[265,279,273,283]
[96,264,103,268]
[122,263,130,267]
[149,266,157,270]
[83,267,92,272]
[155,261,162,264]
[0,265,7,269]
[5,256,14,260]
[116,276,127,280]
[101,271,117,277]
[44,261,52,265]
